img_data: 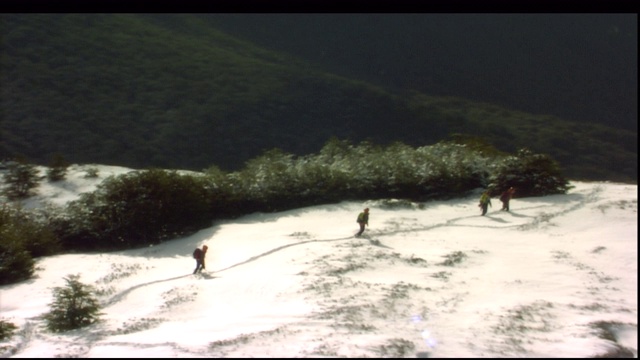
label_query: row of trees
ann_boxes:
[1,138,571,286]
[1,154,70,200]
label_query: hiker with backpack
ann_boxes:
[478,191,492,216]
[499,187,516,211]
[193,245,208,274]
[356,208,369,237]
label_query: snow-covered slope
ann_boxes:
[1,165,637,358]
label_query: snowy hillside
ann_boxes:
[1,165,637,358]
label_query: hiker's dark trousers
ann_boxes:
[194,259,205,274]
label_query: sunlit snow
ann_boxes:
[1,164,637,358]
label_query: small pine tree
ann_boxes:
[43,274,102,332]
[0,319,18,340]
[46,154,70,182]
[83,167,99,178]
[1,158,40,200]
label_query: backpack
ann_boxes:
[193,248,203,259]
[357,213,364,223]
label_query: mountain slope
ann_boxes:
[1,165,637,357]
[0,14,636,182]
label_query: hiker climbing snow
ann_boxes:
[478,191,492,216]
[193,245,208,274]
[500,187,516,211]
[356,208,369,237]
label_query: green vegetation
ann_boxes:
[407,95,637,183]
[1,139,570,286]
[376,338,416,357]
[0,319,17,340]
[46,154,70,182]
[0,14,636,183]
[1,159,41,200]
[440,251,468,266]
[0,204,60,285]
[53,168,217,251]
[43,274,103,332]
[488,148,571,198]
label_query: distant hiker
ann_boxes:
[478,191,492,216]
[356,208,370,237]
[499,187,516,211]
[193,245,208,274]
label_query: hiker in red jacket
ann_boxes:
[193,245,208,274]
[500,187,516,211]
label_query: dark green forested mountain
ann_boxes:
[0,14,636,182]
[204,14,638,132]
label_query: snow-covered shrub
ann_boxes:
[0,205,59,285]
[489,148,572,197]
[0,319,17,340]
[1,205,60,258]
[46,154,70,182]
[237,148,299,211]
[57,169,215,250]
[223,138,569,214]
[43,274,102,332]
[0,243,33,285]
[411,142,492,199]
[1,159,40,200]
[83,166,99,178]
[46,138,572,256]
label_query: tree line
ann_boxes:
[0,138,571,286]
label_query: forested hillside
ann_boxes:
[1,14,636,182]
